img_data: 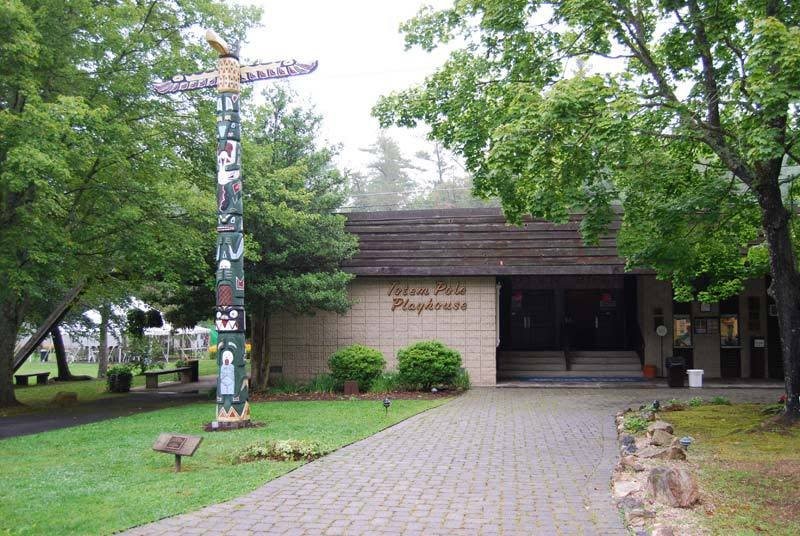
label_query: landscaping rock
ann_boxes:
[641,410,656,421]
[647,466,699,507]
[51,392,78,407]
[649,428,675,447]
[647,420,674,435]
[618,455,645,472]
[627,508,656,523]
[637,445,686,461]
[617,496,644,511]
[613,480,640,498]
[652,526,675,536]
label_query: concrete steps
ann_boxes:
[497,350,643,380]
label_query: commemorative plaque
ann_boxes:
[152,433,203,472]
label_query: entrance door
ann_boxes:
[565,290,625,349]
[509,290,556,349]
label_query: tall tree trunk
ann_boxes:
[52,325,91,381]
[0,296,24,407]
[97,304,110,378]
[250,314,270,391]
[52,325,73,380]
[758,179,800,420]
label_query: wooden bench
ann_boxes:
[144,367,192,389]
[14,372,50,386]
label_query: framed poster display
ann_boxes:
[673,315,692,348]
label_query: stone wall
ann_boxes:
[268,277,498,386]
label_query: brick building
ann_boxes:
[267,208,782,386]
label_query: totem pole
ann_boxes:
[154,30,317,427]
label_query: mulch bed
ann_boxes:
[250,389,461,402]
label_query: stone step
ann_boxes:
[569,357,640,364]
[499,362,565,371]
[499,369,644,379]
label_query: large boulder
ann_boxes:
[637,445,686,461]
[647,466,699,507]
[649,428,675,447]
[647,420,674,435]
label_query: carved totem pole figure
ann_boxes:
[154,30,317,427]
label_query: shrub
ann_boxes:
[623,414,649,434]
[369,372,402,393]
[328,344,386,391]
[688,396,704,407]
[710,395,731,405]
[453,368,471,390]
[397,341,462,390]
[106,365,133,393]
[235,439,329,463]
[306,373,336,394]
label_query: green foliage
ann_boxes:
[374,1,800,303]
[267,377,305,395]
[369,371,402,393]
[125,335,160,376]
[397,341,462,390]
[623,414,649,434]
[306,373,336,394]
[105,365,133,393]
[328,344,386,391]
[0,0,260,403]
[235,439,329,463]
[689,396,705,407]
[711,396,732,406]
[452,368,471,390]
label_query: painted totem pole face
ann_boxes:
[215,306,245,332]
[216,232,244,261]
[217,214,242,233]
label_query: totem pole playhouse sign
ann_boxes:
[154,30,317,428]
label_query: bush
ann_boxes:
[106,365,133,393]
[235,439,329,463]
[328,344,386,391]
[397,341,462,390]
[688,396,704,407]
[710,395,731,405]
[369,372,402,393]
[623,414,649,433]
[306,373,336,394]
[453,368,471,390]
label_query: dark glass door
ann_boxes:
[565,290,625,349]
[509,290,556,349]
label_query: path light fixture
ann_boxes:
[679,436,694,450]
[431,387,438,393]
[383,397,391,415]
[652,399,660,411]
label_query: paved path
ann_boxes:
[0,379,214,439]
[123,386,782,536]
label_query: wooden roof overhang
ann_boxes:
[342,208,635,277]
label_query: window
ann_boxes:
[673,315,692,348]
[720,314,740,348]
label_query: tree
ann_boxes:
[375,1,800,419]
[348,132,421,211]
[0,1,258,406]
[166,88,358,391]
[410,142,498,209]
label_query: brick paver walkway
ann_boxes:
[125,387,781,536]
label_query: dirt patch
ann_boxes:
[250,389,460,402]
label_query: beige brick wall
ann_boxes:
[268,277,498,386]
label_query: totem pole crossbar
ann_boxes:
[154,30,317,426]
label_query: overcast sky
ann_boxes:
[236,1,452,174]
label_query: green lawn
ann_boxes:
[0,398,448,535]
[4,359,224,416]
[667,404,800,536]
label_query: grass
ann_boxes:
[4,359,225,416]
[667,403,800,536]
[0,397,448,535]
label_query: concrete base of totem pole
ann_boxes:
[203,420,263,432]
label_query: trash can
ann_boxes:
[687,369,704,388]
[665,356,686,388]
